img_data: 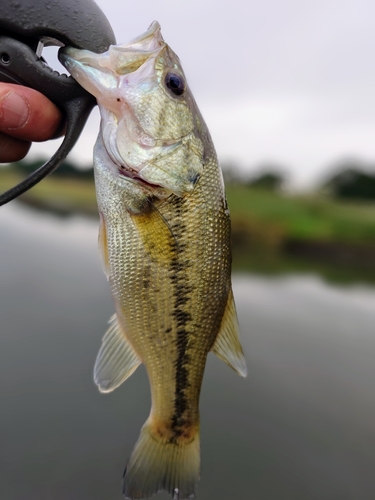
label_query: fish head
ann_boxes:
[60,21,206,197]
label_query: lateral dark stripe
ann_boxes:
[168,196,193,437]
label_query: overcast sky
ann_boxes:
[34,0,375,188]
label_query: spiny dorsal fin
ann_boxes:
[130,203,176,264]
[94,314,141,393]
[98,212,110,280]
[211,288,247,377]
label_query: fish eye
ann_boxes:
[165,72,185,96]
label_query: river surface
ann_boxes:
[1,203,375,500]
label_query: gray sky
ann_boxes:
[34,0,375,188]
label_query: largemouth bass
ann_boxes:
[60,21,246,500]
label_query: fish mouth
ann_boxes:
[112,21,165,74]
[60,21,165,77]
[122,21,164,58]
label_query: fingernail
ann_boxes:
[0,91,30,129]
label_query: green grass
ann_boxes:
[0,169,98,215]
[226,185,375,245]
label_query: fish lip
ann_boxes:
[59,21,165,77]
[126,20,163,48]
[109,24,165,76]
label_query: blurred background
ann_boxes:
[1,0,375,499]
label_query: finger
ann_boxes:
[0,84,64,142]
[0,131,31,162]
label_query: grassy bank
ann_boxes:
[226,185,375,277]
[227,184,375,246]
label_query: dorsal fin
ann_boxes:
[98,212,110,279]
[211,288,247,377]
[94,314,141,393]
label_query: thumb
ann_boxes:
[0,83,63,141]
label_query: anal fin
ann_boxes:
[211,288,247,377]
[94,314,141,393]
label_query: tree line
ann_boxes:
[222,158,375,201]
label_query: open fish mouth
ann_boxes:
[111,21,165,74]
[59,21,165,81]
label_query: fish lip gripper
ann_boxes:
[0,0,116,206]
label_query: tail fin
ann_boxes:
[122,420,200,500]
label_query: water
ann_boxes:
[1,204,375,500]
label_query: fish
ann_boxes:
[59,21,247,500]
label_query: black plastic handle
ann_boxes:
[0,0,115,54]
[0,36,97,205]
[0,36,94,106]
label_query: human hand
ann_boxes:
[0,83,64,163]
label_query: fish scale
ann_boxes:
[60,20,246,500]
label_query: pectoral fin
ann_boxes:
[98,212,110,280]
[94,314,141,393]
[211,289,247,377]
[130,203,176,264]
